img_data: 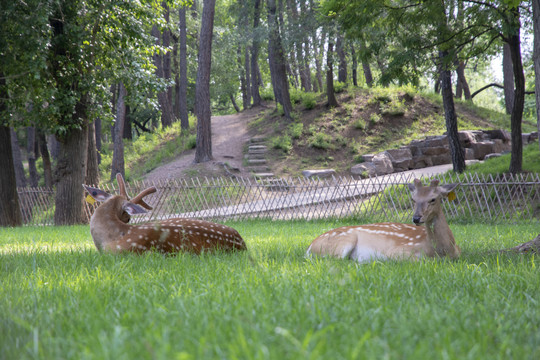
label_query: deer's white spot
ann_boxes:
[117,245,122,250]
[126,238,132,242]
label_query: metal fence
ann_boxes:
[17,172,540,226]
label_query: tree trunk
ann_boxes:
[503,43,515,115]
[439,50,466,173]
[179,5,189,130]
[245,46,252,106]
[123,107,132,140]
[111,82,127,181]
[27,127,39,187]
[230,94,240,112]
[336,35,347,84]
[152,25,174,128]
[237,46,249,110]
[359,39,373,87]
[351,44,358,87]
[10,129,27,188]
[86,121,100,186]
[267,0,293,119]
[54,114,89,225]
[313,31,325,92]
[250,0,262,106]
[506,12,525,174]
[0,125,22,227]
[326,37,339,107]
[162,1,174,120]
[194,0,216,163]
[299,0,312,92]
[95,117,102,164]
[37,130,53,188]
[455,60,471,100]
[533,0,540,154]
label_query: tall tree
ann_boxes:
[0,125,22,226]
[326,36,339,107]
[194,0,217,163]
[178,5,190,130]
[27,127,39,187]
[111,83,127,181]
[37,130,53,188]
[250,0,263,106]
[336,35,348,83]
[532,0,540,153]
[503,43,515,114]
[152,24,174,128]
[267,0,294,119]
[10,129,27,188]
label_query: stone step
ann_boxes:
[245,153,266,160]
[248,145,267,151]
[248,149,268,155]
[247,165,271,172]
[253,172,275,178]
[248,159,267,165]
[250,137,267,143]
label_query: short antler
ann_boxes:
[116,173,156,210]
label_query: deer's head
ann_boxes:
[408,179,458,225]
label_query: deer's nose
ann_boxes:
[412,216,422,225]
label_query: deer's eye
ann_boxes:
[429,198,436,204]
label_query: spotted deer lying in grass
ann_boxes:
[306,179,460,262]
[83,174,247,254]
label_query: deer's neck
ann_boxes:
[90,206,129,252]
[425,212,460,258]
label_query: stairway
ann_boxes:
[245,137,275,179]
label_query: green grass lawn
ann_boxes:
[1,220,539,359]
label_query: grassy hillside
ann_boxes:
[250,85,537,177]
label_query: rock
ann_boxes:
[411,155,433,169]
[431,153,452,165]
[464,148,476,160]
[383,148,413,172]
[484,153,502,160]
[362,154,375,162]
[492,139,511,154]
[302,169,336,179]
[372,152,394,175]
[249,145,267,151]
[248,159,267,165]
[458,131,481,147]
[424,135,448,148]
[253,172,275,178]
[351,162,377,178]
[522,133,531,144]
[422,146,449,156]
[484,129,511,142]
[471,141,495,160]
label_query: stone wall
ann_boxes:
[351,130,538,177]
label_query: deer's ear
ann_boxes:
[83,185,112,202]
[439,183,458,195]
[123,202,147,215]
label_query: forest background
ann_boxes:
[1,0,539,226]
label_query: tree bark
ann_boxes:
[111,82,126,181]
[503,43,515,115]
[162,1,174,120]
[506,11,525,174]
[37,130,53,188]
[359,39,373,87]
[336,35,347,84]
[533,0,540,154]
[54,108,89,225]
[267,0,293,119]
[440,50,466,173]
[86,121,100,186]
[326,37,339,107]
[152,25,174,128]
[194,0,216,163]
[10,129,27,188]
[455,60,471,100]
[351,44,358,87]
[27,127,39,187]
[245,46,252,106]
[179,5,189,130]
[0,125,22,227]
[250,0,262,106]
[95,117,102,164]
[237,46,249,110]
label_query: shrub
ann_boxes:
[354,118,367,130]
[289,88,302,104]
[271,134,292,153]
[289,123,304,139]
[308,132,334,150]
[260,87,274,101]
[370,113,382,124]
[334,81,346,93]
[301,92,317,109]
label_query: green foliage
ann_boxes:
[289,123,304,139]
[353,118,367,130]
[308,132,334,150]
[369,113,381,125]
[271,134,293,154]
[461,144,540,175]
[1,222,539,359]
[334,81,346,93]
[301,92,317,109]
[261,86,275,101]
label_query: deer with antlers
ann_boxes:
[306,179,460,262]
[83,174,247,254]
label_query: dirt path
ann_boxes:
[144,106,266,182]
